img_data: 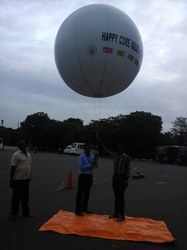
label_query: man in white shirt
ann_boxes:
[9,140,33,219]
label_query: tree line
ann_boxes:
[0,112,186,158]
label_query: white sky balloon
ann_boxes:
[55,4,143,98]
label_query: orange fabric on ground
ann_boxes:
[39,210,175,243]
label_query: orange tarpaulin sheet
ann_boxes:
[39,210,175,244]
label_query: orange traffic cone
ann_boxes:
[66,170,74,189]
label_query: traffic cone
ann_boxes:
[66,170,74,189]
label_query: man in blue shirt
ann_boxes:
[75,143,97,216]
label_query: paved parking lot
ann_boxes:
[0,148,187,250]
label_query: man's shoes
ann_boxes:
[109,214,117,219]
[116,216,125,222]
[75,212,84,216]
[82,210,93,214]
[23,214,34,218]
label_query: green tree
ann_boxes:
[20,113,85,151]
[0,126,17,146]
[17,111,163,155]
[123,111,162,157]
[61,118,84,146]
[158,131,175,146]
[20,112,51,150]
[94,111,162,158]
[170,117,187,145]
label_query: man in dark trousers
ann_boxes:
[110,144,130,221]
[98,137,130,222]
[75,143,97,216]
[9,140,33,219]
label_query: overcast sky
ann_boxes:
[0,0,187,131]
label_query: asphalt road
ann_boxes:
[0,149,187,250]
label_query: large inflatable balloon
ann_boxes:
[55,4,143,98]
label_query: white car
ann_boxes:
[70,142,85,155]
[64,143,99,155]
[63,145,72,154]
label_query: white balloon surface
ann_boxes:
[55,4,143,98]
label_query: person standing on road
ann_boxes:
[97,137,130,221]
[75,143,97,216]
[9,140,33,219]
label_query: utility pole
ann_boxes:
[0,120,4,150]
[17,121,20,143]
[185,118,187,146]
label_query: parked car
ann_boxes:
[64,142,99,155]
[70,142,85,155]
[157,145,180,164]
[63,145,72,154]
